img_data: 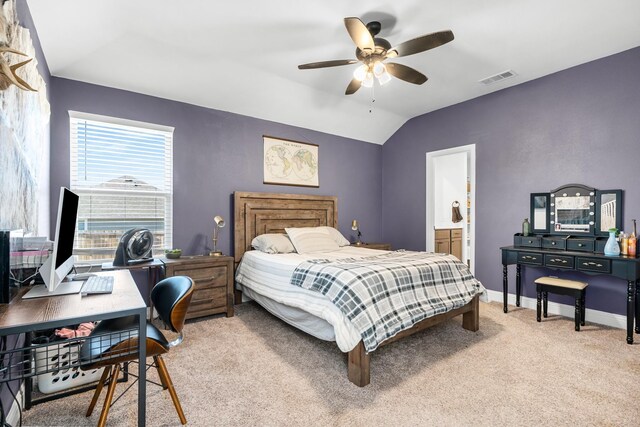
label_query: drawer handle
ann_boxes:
[582,262,601,267]
[550,259,568,264]
[578,243,584,247]
[528,240,533,244]
[523,256,537,260]
[551,242,556,245]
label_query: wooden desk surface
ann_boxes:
[0,270,146,334]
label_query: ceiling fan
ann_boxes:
[298,17,454,95]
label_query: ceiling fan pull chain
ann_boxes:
[369,85,375,113]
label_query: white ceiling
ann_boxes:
[27,0,640,145]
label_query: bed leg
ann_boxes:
[234,289,243,305]
[348,341,370,387]
[462,295,480,332]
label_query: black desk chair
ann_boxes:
[80,276,194,427]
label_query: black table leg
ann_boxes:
[635,279,639,334]
[627,281,635,344]
[515,264,522,307]
[503,264,508,313]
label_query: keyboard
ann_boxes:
[81,276,114,296]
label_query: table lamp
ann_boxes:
[209,215,225,256]
[351,219,362,245]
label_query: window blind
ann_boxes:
[69,112,174,261]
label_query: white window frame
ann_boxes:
[69,111,174,261]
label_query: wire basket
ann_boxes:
[34,341,105,394]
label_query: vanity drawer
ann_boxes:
[544,254,574,269]
[515,235,541,248]
[542,236,566,250]
[517,252,543,266]
[576,257,611,274]
[567,238,595,252]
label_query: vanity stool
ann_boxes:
[534,277,588,331]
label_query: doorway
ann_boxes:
[426,144,476,273]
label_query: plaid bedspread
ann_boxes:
[290,251,484,352]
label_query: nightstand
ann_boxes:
[353,243,392,250]
[161,255,234,319]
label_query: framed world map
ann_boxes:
[263,136,319,187]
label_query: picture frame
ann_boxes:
[263,136,319,187]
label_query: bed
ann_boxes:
[234,191,482,386]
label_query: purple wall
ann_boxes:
[49,78,383,258]
[382,47,640,315]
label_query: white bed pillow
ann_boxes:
[285,227,340,254]
[318,226,351,247]
[251,234,296,254]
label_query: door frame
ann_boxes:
[426,144,476,274]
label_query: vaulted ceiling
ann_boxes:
[27,0,640,144]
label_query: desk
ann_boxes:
[501,246,640,344]
[0,270,147,426]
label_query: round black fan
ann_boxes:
[113,228,154,266]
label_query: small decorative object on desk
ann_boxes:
[620,231,628,255]
[604,228,620,256]
[165,249,182,259]
[522,218,531,237]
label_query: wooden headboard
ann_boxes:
[234,191,338,264]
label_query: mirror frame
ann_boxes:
[595,189,623,236]
[549,184,596,235]
[530,193,550,233]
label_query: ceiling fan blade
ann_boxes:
[387,30,454,58]
[344,17,375,54]
[345,78,361,95]
[386,63,428,85]
[298,59,358,70]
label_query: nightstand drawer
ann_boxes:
[191,286,227,304]
[517,252,543,265]
[544,254,574,269]
[171,266,227,289]
[576,257,610,273]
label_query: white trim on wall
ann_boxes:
[426,144,476,274]
[484,289,627,330]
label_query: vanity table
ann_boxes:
[501,184,640,344]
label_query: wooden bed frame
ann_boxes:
[234,191,480,387]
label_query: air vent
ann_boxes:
[479,70,517,85]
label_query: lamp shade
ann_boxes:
[214,215,225,228]
[351,219,359,231]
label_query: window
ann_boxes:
[69,111,174,261]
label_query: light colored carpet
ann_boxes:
[22,301,640,426]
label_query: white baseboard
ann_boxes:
[6,383,24,427]
[484,289,627,330]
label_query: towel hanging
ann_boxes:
[452,201,463,223]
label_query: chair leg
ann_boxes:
[154,355,168,390]
[574,298,581,332]
[543,291,549,318]
[536,288,542,322]
[86,367,110,417]
[581,293,586,326]
[155,355,187,425]
[97,364,121,427]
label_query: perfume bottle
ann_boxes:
[522,218,531,237]
[629,220,637,257]
[620,232,628,255]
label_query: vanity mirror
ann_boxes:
[530,193,550,233]
[595,190,623,236]
[549,184,596,235]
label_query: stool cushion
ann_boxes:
[534,276,588,290]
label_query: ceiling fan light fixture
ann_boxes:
[373,61,386,78]
[353,64,368,81]
[362,72,374,88]
[377,70,392,85]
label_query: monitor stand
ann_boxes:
[22,281,84,299]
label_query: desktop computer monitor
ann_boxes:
[24,187,81,298]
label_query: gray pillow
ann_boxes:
[251,234,296,254]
